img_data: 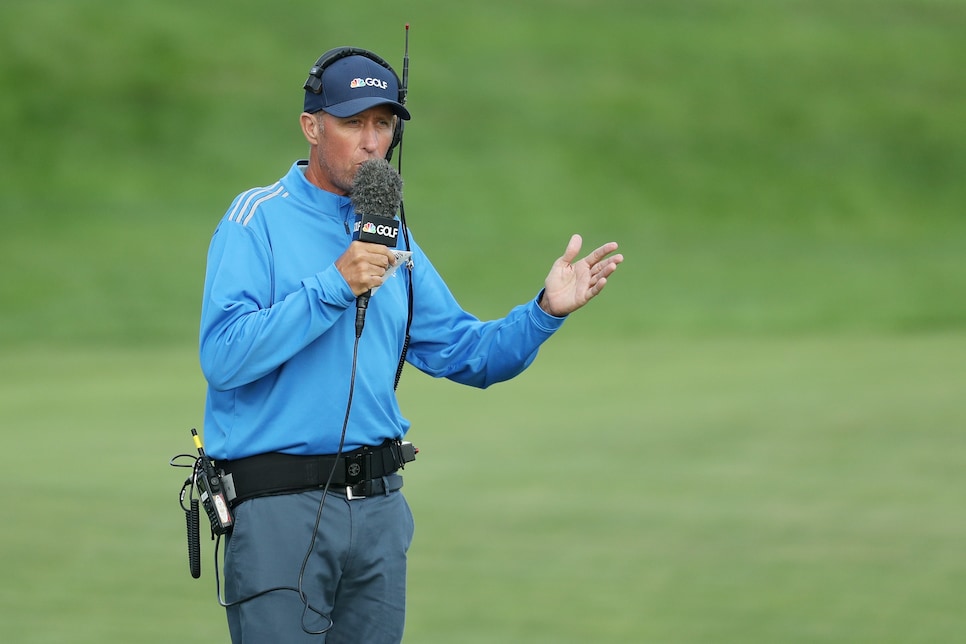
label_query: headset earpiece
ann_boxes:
[304,66,324,93]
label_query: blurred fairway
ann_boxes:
[1,337,963,643]
[1,0,964,642]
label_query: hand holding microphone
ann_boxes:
[336,244,398,297]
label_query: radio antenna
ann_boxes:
[401,23,410,106]
[392,23,410,174]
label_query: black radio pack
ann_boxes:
[173,429,234,580]
[190,428,233,535]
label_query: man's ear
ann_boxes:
[300,112,321,145]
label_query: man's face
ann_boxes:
[306,105,397,195]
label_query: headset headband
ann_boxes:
[303,47,404,104]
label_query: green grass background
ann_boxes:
[1,0,964,642]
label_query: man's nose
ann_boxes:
[360,124,381,152]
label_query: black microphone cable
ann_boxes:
[216,330,361,637]
[190,316,364,634]
[295,330,362,636]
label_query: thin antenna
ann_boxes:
[401,23,410,105]
[393,22,410,172]
[384,24,410,168]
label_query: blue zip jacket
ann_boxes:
[200,161,566,460]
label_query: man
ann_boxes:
[198,48,622,643]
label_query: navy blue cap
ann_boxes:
[304,55,411,120]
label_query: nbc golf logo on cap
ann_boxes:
[350,77,389,90]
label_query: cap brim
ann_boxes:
[323,97,411,120]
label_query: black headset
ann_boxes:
[303,47,407,161]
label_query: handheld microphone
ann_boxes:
[350,159,403,336]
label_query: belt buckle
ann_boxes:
[345,483,367,500]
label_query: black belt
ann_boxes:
[219,439,416,505]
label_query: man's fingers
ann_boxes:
[560,234,583,265]
[561,236,621,268]
[585,241,620,266]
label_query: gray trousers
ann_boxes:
[223,474,414,643]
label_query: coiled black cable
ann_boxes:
[187,499,201,579]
